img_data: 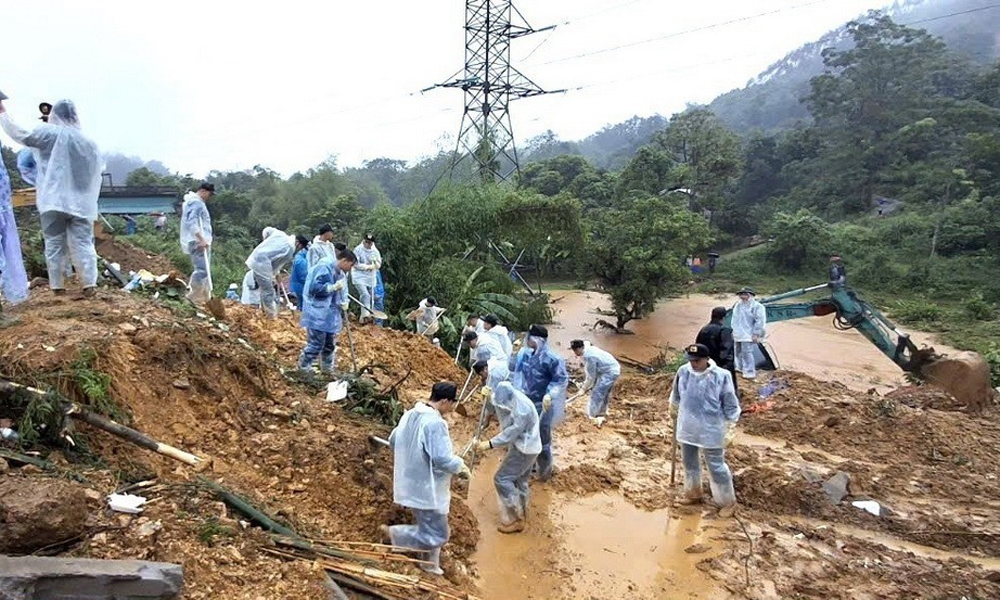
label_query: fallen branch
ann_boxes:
[734,513,754,590]
[909,530,997,537]
[0,448,60,471]
[196,476,296,537]
[325,571,406,600]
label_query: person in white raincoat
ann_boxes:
[669,343,741,517]
[482,314,512,357]
[570,340,621,425]
[0,98,102,296]
[406,297,446,339]
[240,270,261,306]
[474,381,541,533]
[307,223,337,268]
[383,382,471,575]
[351,233,382,322]
[245,227,295,318]
[731,287,767,379]
[179,183,215,303]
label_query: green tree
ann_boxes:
[587,196,712,330]
[766,209,833,271]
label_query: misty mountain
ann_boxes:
[708,0,1000,132]
[103,153,170,186]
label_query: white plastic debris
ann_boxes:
[108,493,148,514]
[326,380,349,402]
[852,500,881,516]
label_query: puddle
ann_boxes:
[787,516,1000,571]
[469,454,730,600]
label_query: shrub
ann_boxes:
[891,299,943,323]
[963,292,995,321]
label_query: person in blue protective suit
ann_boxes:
[382,382,471,576]
[669,343,741,517]
[180,183,215,304]
[0,154,29,310]
[474,381,541,534]
[225,283,239,301]
[518,324,568,481]
[298,250,356,375]
[289,235,310,311]
[246,227,296,318]
[463,329,506,364]
[570,340,621,427]
[1,98,102,297]
[731,287,766,379]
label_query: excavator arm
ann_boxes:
[726,284,938,376]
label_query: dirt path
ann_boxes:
[548,291,962,393]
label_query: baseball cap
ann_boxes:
[686,343,710,360]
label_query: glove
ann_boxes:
[669,403,679,419]
[340,302,349,312]
[542,394,552,413]
[476,440,492,452]
[480,387,493,399]
[456,461,472,479]
[724,422,738,447]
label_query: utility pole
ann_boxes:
[426,1,563,183]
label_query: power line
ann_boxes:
[530,0,835,67]
[901,2,1000,25]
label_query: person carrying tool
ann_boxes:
[669,343,740,517]
[382,382,471,576]
[0,98,102,298]
[731,287,766,379]
[474,381,541,533]
[297,251,356,375]
[519,324,568,481]
[246,227,296,318]
[290,235,310,311]
[463,329,506,364]
[570,340,621,427]
[696,307,738,396]
[473,358,510,395]
[407,297,445,339]
[351,233,382,323]
[482,314,512,357]
[307,223,337,268]
[179,183,215,304]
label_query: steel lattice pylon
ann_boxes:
[429,1,561,182]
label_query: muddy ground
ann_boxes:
[1,282,999,600]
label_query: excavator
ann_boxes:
[725,283,994,409]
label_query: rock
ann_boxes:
[822,471,852,504]
[171,379,190,390]
[823,415,841,427]
[136,520,162,538]
[0,479,90,554]
[117,323,138,334]
[684,543,712,554]
[28,277,48,289]
[0,555,183,599]
[0,458,7,474]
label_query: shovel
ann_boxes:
[417,308,446,336]
[347,293,388,321]
[342,308,358,372]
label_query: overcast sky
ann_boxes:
[1,0,895,176]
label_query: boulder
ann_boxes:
[0,556,182,599]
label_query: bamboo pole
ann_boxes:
[197,476,297,537]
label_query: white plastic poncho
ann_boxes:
[240,270,261,306]
[484,357,510,393]
[351,242,382,288]
[669,362,740,449]
[1,100,102,221]
[486,325,513,357]
[474,333,506,364]
[583,345,621,381]
[488,382,542,455]
[388,403,464,514]
[308,236,338,268]
[731,298,766,342]
[245,227,295,281]
[411,299,445,336]
[179,191,213,254]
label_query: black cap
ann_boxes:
[39,102,52,114]
[483,314,498,326]
[711,306,727,320]
[334,242,347,252]
[198,182,216,195]
[570,339,585,350]
[528,324,548,338]
[472,359,489,374]
[430,382,457,402]
[319,223,334,235]
[737,287,755,296]
[364,233,376,242]
[463,330,478,342]
[686,343,711,360]
[426,296,437,306]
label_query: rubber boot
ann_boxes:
[716,502,738,518]
[420,547,444,576]
[676,489,703,506]
[497,519,526,534]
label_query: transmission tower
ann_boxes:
[427,1,563,182]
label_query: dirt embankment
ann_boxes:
[0,289,475,599]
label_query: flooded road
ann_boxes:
[547,291,958,393]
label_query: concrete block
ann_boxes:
[0,555,183,600]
